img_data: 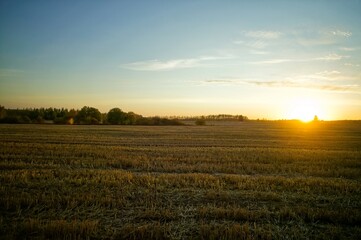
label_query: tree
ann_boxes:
[0,105,6,119]
[195,117,206,126]
[44,108,56,120]
[75,106,101,124]
[107,108,127,124]
[126,112,141,125]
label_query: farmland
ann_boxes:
[1,121,361,239]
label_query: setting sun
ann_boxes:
[287,99,321,122]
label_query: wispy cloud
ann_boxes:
[293,29,352,46]
[305,71,342,81]
[201,72,359,93]
[203,79,236,84]
[233,39,269,49]
[285,71,357,82]
[243,31,282,39]
[233,30,281,52]
[237,29,352,49]
[296,38,334,46]
[121,56,232,71]
[122,59,201,71]
[249,50,270,55]
[247,40,268,49]
[331,30,352,37]
[249,54,347,65]
[344,63,360,67]
[340,47,357,51]
[249,59,291,64]
[314,53,346,61]
[201,78,242,86]
[248,80,358,92]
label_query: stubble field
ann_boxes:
[1,121,361,239]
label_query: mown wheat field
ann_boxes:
[1,122,361,239]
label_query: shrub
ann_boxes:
[195,118,206,126]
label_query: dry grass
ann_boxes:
[1,121,361,239]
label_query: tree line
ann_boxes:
[0,106,183,125]
[179,114,248,121]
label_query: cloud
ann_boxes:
[314,53,346,61]
[247,40,268,49]
[293,29,352,46]
[305,71,342,81]
[344,63,360,67]
[275,71,344,83]
[238,29,352,49]
[233,30,281,51]
[201,73,359,93]
[122,59,201,71]
[249,69,358,92]
[204,79,235,84]
[340,47,357,51]
[201,79,241,86]
[296,38,334,46]
[249,54,347,65]
[244,31,282,39]
[121,56,231,71]
[233,39,269,49]
[331,30,352,37]
[249,59,292,64]
[249,50,270,55]
[248,80,358,92]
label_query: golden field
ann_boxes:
[1,121,361,239]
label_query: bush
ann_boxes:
[195,118,206,126]
[0,116,20,124]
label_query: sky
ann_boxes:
[1,0,361,120]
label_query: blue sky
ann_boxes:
[1,0,360,119]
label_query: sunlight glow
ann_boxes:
[286,99,321,122]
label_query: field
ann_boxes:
[1,121,361,239]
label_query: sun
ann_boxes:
[287,99,320,122]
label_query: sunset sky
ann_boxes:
[1,0,360,120]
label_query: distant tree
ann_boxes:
[126,112,141,125]
[313,115,319,122]
[44,108,56,120]
[0,105,6,119]
[28,108,39,121]
[54,117,67,124]
[107,108,127,124]
[135,117,151,125]
[0,116,19,124]
[195,117,206,126]
[36,116,44,124]
[152,117,162,125]
[67,109,75,117]
[21,116,32,124]
[75,106,101,124]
